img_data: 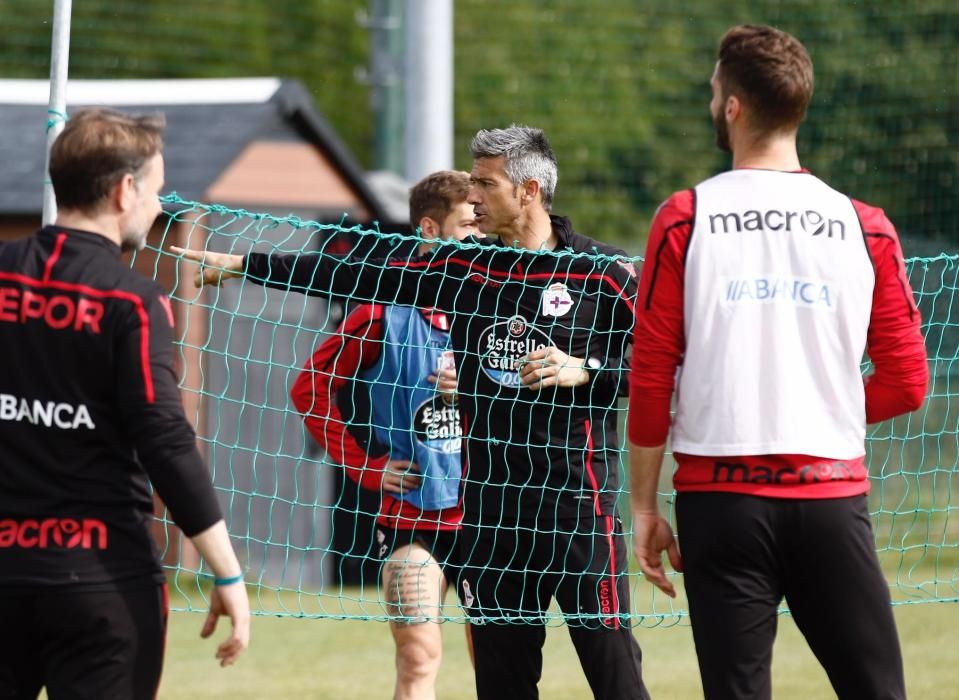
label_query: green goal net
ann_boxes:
[142,195,958,624]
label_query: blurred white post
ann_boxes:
[404,0,453,183]
[42,0,73,226]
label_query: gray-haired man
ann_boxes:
[174,126,648,699]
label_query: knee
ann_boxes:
[395,633,442,682]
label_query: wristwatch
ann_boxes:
[583,356,602,383]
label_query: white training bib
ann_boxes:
[673,170,875,458]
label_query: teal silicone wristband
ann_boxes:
[214,573,244,586]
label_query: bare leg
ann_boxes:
[384,543,447,700]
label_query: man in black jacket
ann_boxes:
[0,108,249,700]
[175,126,647,700]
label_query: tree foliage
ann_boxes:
[2,0,956,250]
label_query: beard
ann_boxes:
[713,109,731,153]
[120,227,149,254]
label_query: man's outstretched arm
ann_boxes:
[170,244,455,311]
[170,246,245,287]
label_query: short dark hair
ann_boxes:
[717,25,814,134]
[408,170,471,224]
[49,108,165,213]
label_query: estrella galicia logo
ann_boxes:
[412,396,461,454]
[708,208,846,239]
[479,315,552,388]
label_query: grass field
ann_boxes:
[153,521,959,699]
[156,596,959,699]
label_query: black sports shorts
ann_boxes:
[374,525,464,589]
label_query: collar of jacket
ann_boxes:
[489,214,576,251]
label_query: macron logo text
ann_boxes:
[708,208,846,240]
[0,518,107,550]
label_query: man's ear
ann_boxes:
[725,94,742,124]
[113,172,137,214]
[521,179,541,206]
[418,216,439,239]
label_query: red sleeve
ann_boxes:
[628,190,695,446]
[855,202,929,423]
[290,304,389,490]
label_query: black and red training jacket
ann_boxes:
[0,226,221,589]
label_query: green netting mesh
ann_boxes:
[141,195,958,624]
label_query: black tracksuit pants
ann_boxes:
[0,584,168,700]
[677,492,906,700]
[460,515,650,700]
